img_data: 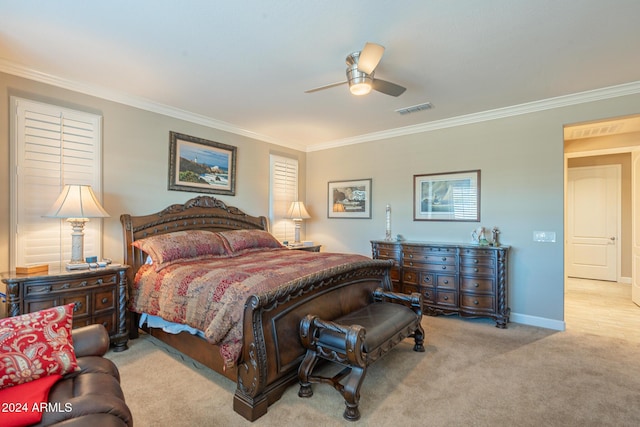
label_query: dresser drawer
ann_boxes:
[63,293,91,317]
[94,288,116,312]
[23,273,118,296]
[94,311,116,335]
[460,265,495,276]
[461,277,494,293]
[460,248,496,258]
[436,290,457,307]
[404,251,456,265]
[404,283,435,304]
[460,255,494,267]
[460,294,495,311]
[403,269,435,287]
[436,275,457,289]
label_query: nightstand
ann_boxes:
[1,265,129,351]
[288,244,322,252]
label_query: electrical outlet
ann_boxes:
[533,231,556,243]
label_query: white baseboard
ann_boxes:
[618,276,631,284]
[510,312,565,331]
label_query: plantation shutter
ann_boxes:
[10,97,103,269]
[269,154,298,243]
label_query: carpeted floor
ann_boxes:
[106,316,640,427]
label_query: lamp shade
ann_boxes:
[45,184,110,219]
[286,201,311,220]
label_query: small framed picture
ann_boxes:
[413,170,480,221]
[168,132,236,196]
[328,179,372,219]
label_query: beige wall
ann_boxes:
[3,70,640,328]
[306,93,640,327]
[0,72,306,272]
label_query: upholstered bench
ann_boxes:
[298,287,424,421]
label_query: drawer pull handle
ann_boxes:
[474,300,479,305]
[443,280,449,284]
[73,302,82,312]
[424,277,430,282]
[102,322,108,327]
[442,257,447,261]
[409,262,413,266]
[97,279,103,284]
[425,292,430,297]
[409,254,413,258]
[474,283,479,288]
[101,297,109,304]
[443,296,449,301]
[474,259,479,264]
[442,266,447,270]
[80,281,88,287]
[407,275,412,279]
[474,268,479,272]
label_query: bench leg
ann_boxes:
[298,349,319,398]
[413,323,426,352]
[342,366,366,421]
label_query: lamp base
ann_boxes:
[66,262,90,271]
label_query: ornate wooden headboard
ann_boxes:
[120,196,269,278]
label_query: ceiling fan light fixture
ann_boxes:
[347,64,373,96]
[350,82,372,96]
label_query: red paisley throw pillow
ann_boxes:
[0,304,79,390]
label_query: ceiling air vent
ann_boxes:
[395,102,433,115]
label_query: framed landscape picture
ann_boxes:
[328,178,372,218]
[168,131,236,196]
[413,170,480,221]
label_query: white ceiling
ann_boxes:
[1,1,640,151]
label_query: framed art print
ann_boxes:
[328,178,372,218]
[413,170,480,221]
[168,131,236,196]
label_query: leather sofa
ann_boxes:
[34,324,133,427]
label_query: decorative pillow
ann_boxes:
[0,304,79,390]
[131,230,229,270]
[218,229,284,254]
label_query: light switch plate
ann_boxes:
[533,231,556,243]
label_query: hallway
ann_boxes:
[565,277,640,342]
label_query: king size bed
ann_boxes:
[120,196,393,421]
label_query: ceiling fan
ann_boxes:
[305,42,406,97]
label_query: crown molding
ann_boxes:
[306,80,640,152]
[0,58,306,152]
[2,58,638,154]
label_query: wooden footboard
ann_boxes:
[233,258,393,421]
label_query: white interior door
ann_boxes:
[567,165,619,281]
[632,152,640,306]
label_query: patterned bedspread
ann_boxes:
[131,248,372,367]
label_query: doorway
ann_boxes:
[564,114,640,332]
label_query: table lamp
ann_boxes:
[286,201,311,245]
[45,184,110,269]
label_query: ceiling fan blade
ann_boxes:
[358,42,385,74]
[372,79,406,97]
[304,81,348,93]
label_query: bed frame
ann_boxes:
[120,196,393,421]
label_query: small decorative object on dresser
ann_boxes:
[0,265,130,350]
[372,240,510,328]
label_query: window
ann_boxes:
[10,97,103,269]
[269,154,298,242]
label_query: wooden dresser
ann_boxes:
[1,265,129,350]
[371,240,510,328]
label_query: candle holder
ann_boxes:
[385,204,393,241]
